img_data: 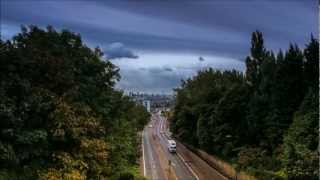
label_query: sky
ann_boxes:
[1,0,317,94]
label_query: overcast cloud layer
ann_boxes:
[1,0,317,94]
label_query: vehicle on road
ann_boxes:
[149,124,153,128]
[167,140,176,153]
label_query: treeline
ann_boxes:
[170,31,318,179]
[0,26,150,179]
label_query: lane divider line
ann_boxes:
[177,153,200,180]
[161,115,200,180]
[142,130,146,176]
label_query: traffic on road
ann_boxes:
[142,111,228,180]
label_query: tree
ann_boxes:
[282,89,319,179]
[0,25,149,179]
[171,31,319,179]
[246,31,266,87]
[304,35,319,88]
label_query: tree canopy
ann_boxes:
[170,31,319,179]
[0,26,150,179]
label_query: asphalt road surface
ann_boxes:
[142,111,228,180]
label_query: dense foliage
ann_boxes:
[170,31,319,179]
[0,26,150,179]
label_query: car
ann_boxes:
[148,124,153,128]
[167,140,176,153]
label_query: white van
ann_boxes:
[167,140,176,153]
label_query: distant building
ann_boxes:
[142,100,151,112]
[128,91,173,112]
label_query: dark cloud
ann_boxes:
[199,56,205,62]
[147,66,174,74]
[163,67,173,72]
[94,0,317,51]
[1,0,317,93]
[139,67,147,71]
[2,0,316,60]
[138,66,173,73]
[104,42,138,59]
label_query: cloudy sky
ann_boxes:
[1,0,317,94]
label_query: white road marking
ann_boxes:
[177,153,200,180]
[160,114,199,180]
[142,130,146,176]
[145,125,159,179]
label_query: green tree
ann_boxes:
[282,89,319,179]
[171,31,319,179]
[0,25,149,179]
[304,35,319,88]
[246,31,266,87]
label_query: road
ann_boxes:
[142,112,229,180]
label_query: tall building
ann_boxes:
[142,100,151,112]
